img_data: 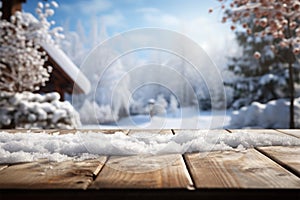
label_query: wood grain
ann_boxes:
[185,148,300,188]
[90,154,194,189]
[0,157,106,189]
[276,129,300,138]
[257,146,300,176]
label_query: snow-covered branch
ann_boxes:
[0,1,63,93]
[215,0,300,54]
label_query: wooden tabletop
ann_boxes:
[0,129,299,200]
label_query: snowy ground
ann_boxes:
[82,107,231,129]
[230,98,300,129]
[1,103,300,164]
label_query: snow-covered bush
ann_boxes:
[149,99,167,117]
[129,94,172,117]
[0,2,63,93]
[230,98,300,129]
[130,98,148,115]
[0,92,81,129]
[156,94,168,110]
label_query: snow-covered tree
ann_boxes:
[168,94,179,116]
[60,29,87,67]
[61,18,108,67]
[75,25,131,123]
[224,14,299,109]
[215,0,300,128]
[0,2,82,129]
[0,1,63,93]
[94,59,130,120]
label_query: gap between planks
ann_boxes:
[184,149,300,188]
[275,129,300,139]
[175,129,300,188]
[255,146,300,178]
[2,129,300,190]
[218,129,300,181]
[89,154,194,189]
[90,129,194,189]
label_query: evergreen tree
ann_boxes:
[226,16,287,108]
[215,0,300,128]
[223,13,300,110]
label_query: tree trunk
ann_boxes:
[287,19,295,129]
[288,60,295,128]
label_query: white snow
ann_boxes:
[0,92,81,129]
[0,130,299,164]
[230,98,300,128]
[83,107,229,129]
[259,74,277,85]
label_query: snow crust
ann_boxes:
[0,130,299,164]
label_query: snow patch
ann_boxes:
[0,130,299,164]
[230,98,300,128]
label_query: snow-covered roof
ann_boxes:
[42,42,91,94]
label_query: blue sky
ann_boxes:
[23,0,221,33]
[23,0,237,68]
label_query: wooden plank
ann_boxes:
[85,129,130,134]
[58,129,129,135]
[128,129,172,135]
[257,146,300,176]
[90,154,194,189]
[185,149,300,188]
[57,129,77,134]
[276,129,300,138]
[0,129,58,134]
[229,129,284,135]
[173,129,229,135]
[31,129,59,134]
[0,165,8,171]
[0,157,106,189]
[229,129,299,140]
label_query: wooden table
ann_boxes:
[0,129,299,200]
